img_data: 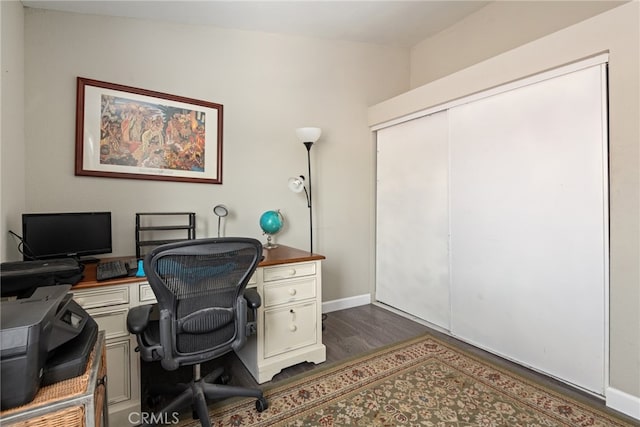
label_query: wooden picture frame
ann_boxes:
[75,77,223,184]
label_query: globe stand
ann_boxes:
[263,234,278,250]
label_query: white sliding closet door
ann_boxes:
[449,64,608,394]
[376,111,450,329]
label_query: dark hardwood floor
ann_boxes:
[143,304,636,424]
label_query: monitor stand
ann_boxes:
[79,257,99,264]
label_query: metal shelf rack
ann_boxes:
[135,212,196,258]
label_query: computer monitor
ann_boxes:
[22,212,112,262]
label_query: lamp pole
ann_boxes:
[304,141,313,254]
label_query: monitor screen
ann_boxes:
[22,212,112,261]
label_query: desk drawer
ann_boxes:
[86,306,130,340]
[73,287,129,309]
[263,262,316,282]
[263,278,316,308]
[138,283,156,303]
[264,301,317,358]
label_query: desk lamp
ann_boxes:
[213,204,228,237]
[288,127,321,254]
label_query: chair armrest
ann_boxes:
[127,304,154,334]
[243,288,261,309]
[243,288,261,337]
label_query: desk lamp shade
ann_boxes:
[288,176,306,193]
[213,204,228,237]
[213,205,228,217]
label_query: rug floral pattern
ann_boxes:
[181,336,634,427]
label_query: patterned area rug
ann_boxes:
[182,334,634,426]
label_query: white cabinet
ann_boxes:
[72,280,154,427]
[105,339,131,404]
[264,301,318,358]
[236,260,326,383]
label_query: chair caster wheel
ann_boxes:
[255,396,269,412]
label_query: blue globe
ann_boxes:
[259,210,284,235]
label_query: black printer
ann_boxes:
[1,258,84,298]
[0,285,97,410]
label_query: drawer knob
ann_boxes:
[288,288,297,296]
[288,269,296,276]
[75,298,85,306]
[289,324,297,332]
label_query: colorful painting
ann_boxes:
[76,78,222,184]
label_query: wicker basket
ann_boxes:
[6,406,85,427]
[0,332,106,427]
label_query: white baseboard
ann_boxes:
[606,386,640,421]
[322,293,371,313]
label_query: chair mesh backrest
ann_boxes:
[147,238,261,355]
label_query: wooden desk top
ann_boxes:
[72,244,325,290]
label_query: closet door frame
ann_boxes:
[373,53,609,394]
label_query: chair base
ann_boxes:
[141,366,267,427]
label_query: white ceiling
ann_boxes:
[21,1,490,47]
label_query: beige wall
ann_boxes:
[410,0,625,88]
[0,0,26,261]
[371,0,639,407]
[14,8,410,306]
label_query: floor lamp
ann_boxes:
[288,127,321,254]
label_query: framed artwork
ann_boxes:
[75,77,223,184]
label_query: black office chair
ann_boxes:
[126,237,268,427]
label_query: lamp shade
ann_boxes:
[288,176,306,193]
[296,127,322,143]
[213,204,228,217]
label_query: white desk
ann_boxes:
[70,245,326,426]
